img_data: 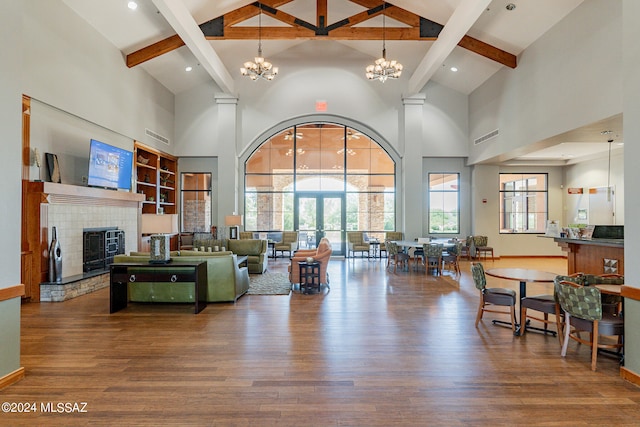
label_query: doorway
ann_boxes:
[295,193,345,256]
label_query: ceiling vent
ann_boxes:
[145,128,170,146]
[474,129,499,145]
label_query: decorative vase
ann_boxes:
[49,226,63,282]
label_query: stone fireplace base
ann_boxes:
[40,271,109,302]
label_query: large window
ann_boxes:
[428,173,459,234]
[499,173,547,233]
[180,173,212,232]
[245,123,395,236]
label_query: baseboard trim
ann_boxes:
[0,367,25,390]
[621,366,640,388]
[498,255,567,259]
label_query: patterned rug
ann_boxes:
[247,272,291,295]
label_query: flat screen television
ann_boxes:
[87,139,133,190]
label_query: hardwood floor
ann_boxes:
[4,257,640,426]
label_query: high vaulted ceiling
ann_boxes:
[63,0,584,96]
[63,0,623,164]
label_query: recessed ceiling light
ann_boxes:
[128,1,138,10]
[185,66,193,72]
[450,67,458,72]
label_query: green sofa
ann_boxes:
[191,236,268,274]
[113,252,250,303]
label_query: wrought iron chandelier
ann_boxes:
[365,4,403,82]
[240,4,278,81]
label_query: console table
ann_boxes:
[110,262,207,314]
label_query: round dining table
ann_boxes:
[484,268,560,336]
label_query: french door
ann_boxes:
[294,193,345,256]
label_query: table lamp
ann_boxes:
[141,213,178,263]
[225,214,243,239]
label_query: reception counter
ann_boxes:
[553,237,624,275]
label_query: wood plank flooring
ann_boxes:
[3,257,640,426]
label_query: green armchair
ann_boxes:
[347,231,370,258]
[274,231,298,258]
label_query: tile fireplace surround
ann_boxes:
[24,181,144,302]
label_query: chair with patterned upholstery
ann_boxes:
[520,273,583,342]
[471,262,517,332]
[274,231,299,259]
[347,232,370,258]
[380,231,403,258]
[385,240,410,273]
[473,235,494,260]
[423,243,444,275]
[441,241,462,275]
[556,280,624,371]
[239,231,254,240]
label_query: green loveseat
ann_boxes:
[191,236,268,274]
[113,252,250,303]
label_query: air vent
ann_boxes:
[474,129,499,145]
[145,128,170,145]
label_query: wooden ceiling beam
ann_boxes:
[317,0,327,28]
[213,26,424,41]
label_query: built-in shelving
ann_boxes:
[134,142,177,215]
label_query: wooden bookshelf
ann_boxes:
[134,142,177,215]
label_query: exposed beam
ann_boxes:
[317,0,327,28]
[151,0,234,94]
[350,0,516,68]
[407,0,493,95]
[209,26,426,40]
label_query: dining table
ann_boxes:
[484,267,560,336]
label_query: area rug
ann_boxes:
[247,272,291,295]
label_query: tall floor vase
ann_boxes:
[49,226,62,282]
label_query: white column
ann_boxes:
[402,94,426,240]
[215,93,239,239]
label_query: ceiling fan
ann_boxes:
[343,130,363,140]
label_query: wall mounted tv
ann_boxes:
[87,139,133,190]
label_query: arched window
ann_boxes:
[244,123,395,250]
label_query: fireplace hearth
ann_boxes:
[83,227,125,272]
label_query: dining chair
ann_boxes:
[385,240,410,273]
[471,262,517,332]
[380,231,403,258]
[423,243,443,275]
[473,235,494,260]
[441,241,462,275]
[556,280,624,371]
[520,273,583,342]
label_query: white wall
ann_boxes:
[0,0,24,379]
[22,0,175,157]
[468,0,622,164]
[564,150,624,226]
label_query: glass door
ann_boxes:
[295,193,345,256]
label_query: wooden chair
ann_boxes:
[441,241,462,275]
[380,231,403,258]
[423,243,443,275]
[473,236,494,260]
[520,273,582,342]
[556,280,624,371]
[385,241,410,273]
[347,232,370,258]
[471,262,517,332]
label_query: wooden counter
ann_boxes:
[553,237,623,275]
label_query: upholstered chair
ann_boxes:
[347,232,370,258]
[556,280,624,371]
[380,231,404,257]
[385,240,410,273]
[473,235,494,260]
[441,241,462,275]
[274,231,299,258]
[288,237,332,286]
[471,262,517,332]
[423,243,444,275]
[239,231,254,240]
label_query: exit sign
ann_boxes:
[315,100,327,112]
